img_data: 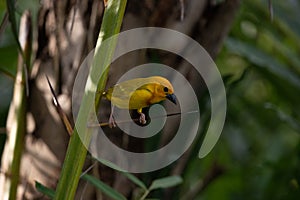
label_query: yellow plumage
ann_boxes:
[103,76,176,127]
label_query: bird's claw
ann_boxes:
[139,113,147,125]
[109,114,116,128]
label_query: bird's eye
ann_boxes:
[163,87,168,92]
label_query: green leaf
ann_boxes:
[95,158,146,190]
[95,158,147,192]
[96,157,125,172]
[149,176,183,191]
[265,103,300,132]
[225,38,300,90]
[121,172,147,190]
[35,181,55,198]
[82,174,126,200]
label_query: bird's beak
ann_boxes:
[166,94,177,105]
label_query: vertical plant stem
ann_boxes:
[0,11,31,200]
[54,0,127,199]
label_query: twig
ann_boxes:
[88,110,198,127]
[6,1,31,97]
[46,76,73,136]
[69,0,78,35]
[179,0,185,21]
[80,162,97,178]
[0,12,8,38]
[268,0,273,21]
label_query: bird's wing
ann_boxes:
[109,84,153,109]
[128,88,153,109]
[106,78,159,109]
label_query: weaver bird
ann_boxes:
[103,76,177,128]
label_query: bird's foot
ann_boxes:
[109,113,116,128]
[139,113,147,125]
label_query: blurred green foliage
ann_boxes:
[177,0,300,199]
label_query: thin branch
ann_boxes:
[80,162,97,178]
[88,110,198,127]
[6,0,31,97]
[46,76,73,136]
[268,0,273,21]
[179,0,185,21]
[69,0,78,35]
[0,12,9,38]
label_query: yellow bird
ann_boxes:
[102,76,177,128]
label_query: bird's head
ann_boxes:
[149,76,177,105]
